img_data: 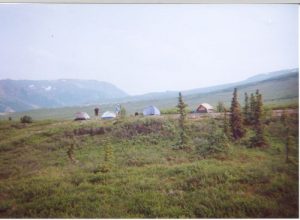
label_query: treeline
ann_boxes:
[176,88,269,149]
[229,89,267,147]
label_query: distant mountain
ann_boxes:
[243,69,298,83]
[115,68,299,102]
[0,79,128,112]
[183,68,299,96]
[5,70,298,120]
[114,70,298,116]
[0,68,298,113]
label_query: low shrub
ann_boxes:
[161,107,192,114]
[113,118,174,139]
[20,115,33,123]
[160,108,178,114]
[194,121,229,157]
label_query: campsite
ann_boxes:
[0,89,298,218]
[0,3,298,219]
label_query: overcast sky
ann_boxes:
[0,4,298,95]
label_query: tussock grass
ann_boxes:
[0,115,298,218]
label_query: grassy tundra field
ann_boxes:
[0,112,298,218]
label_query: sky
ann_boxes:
[0,4,298,95]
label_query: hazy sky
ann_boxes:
[0,4,298,95]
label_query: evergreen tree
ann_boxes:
[250,90,267,147]
[217,101,224,113]
[176,92,189,149]
[101,143,114,172]
[120,107,126,118]
[67,136,78,163]
[249,93,256,125]
[223,107,230,137]
[104,144,113,164]
[243,92,250,125]
[230,88,245,140]
[195,119,229,157]
[67,143,75,163]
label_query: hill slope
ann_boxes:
[0,79,128,112]
[117,71,298,116]
[121,68,298,102]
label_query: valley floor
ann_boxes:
[0,115,298,218]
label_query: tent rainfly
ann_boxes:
[101,111,117,119]
[143,106,160,116]
[75,112,90,120]
[196,103,214,113]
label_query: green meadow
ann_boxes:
[0,112,298,218]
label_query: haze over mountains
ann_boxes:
[0,79,128,112]
[126,68,299,102]
[0,68,298,113]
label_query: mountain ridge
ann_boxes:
[109,68,298,103]
[0,79,128,112]
[3,70,298,120]
[0,68,298,113]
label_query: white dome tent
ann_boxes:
[143,106,160,116]
[101,111,117,119]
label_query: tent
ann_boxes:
[196,103,214,113]
[143,106,160,116]
[101,111,117,119]
[74,112,90,120]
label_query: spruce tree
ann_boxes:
[101,143,114,172]
[120,107,126,119]
[250,93,256,125]
[223,107,229,137]
[230,88,245,140]
[243,92,250,125]
[251,90,267,147]
[104,143,113,165]
[67,136,78,164]
[217,101,224,113]
[177,92,189,149]
[67,143,75,163]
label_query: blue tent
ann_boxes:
[143,106,160,116]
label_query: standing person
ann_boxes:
[94,107,100,116]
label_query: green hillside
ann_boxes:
[2,72,298,121]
